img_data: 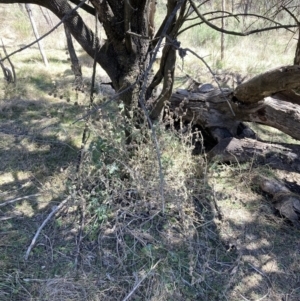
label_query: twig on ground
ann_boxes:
[121,259,161,301]
[24,196,71,260]
[0,193,42,207]
[74,193,86,268]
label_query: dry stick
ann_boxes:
[24,196,71,260]
[0,0,88,63]
[0,193,42,207]
[76,10,99,172]
[25,4,49,67]
[121,259,161,301]
[39,6,54,27]
[74,12,99,268]
[137,0,187,213]
[0,59,12,83]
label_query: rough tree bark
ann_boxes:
[252,175,300,227]
[169,64,300,164]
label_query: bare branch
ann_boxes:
[281,5,299,24]
[25,196,71,260]
[234,65,300,103]
[1,39,16,84]
[68,0,96,16]
[0,193,42,207]
[178,12,295,36]
[168,38,235,116]
[189,0,297,37]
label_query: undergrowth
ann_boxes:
[1,3,300,301]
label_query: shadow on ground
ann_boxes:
[0,95,300,301]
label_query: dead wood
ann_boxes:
[170,65,300,143]
[170,88,300,142]
[207,137,300,170]
[169,66,300,168]
[252,175,300,227]
[234,65,300,103]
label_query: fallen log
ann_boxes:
[207,137,300,171]
[170,88,300,141]
[252,175,300,227]
[234,65,300,104]
[167,64,300,168]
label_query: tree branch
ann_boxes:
[178,12,295,36]
[234,65,300,104]
[68,0,96,15]
[0,193,42,207]
[189,0,297,37]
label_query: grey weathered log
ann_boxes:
[233,65,300,103]
[236,96,300,141]
[170,88,241,141]
[207,137,300,171]
[252,175,300,227]
[170,83,300,141]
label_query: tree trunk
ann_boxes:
[25,4,49,67]
[294,26,300,65]
[233,65,300,104]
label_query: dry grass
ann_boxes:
[0,3,300,301]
